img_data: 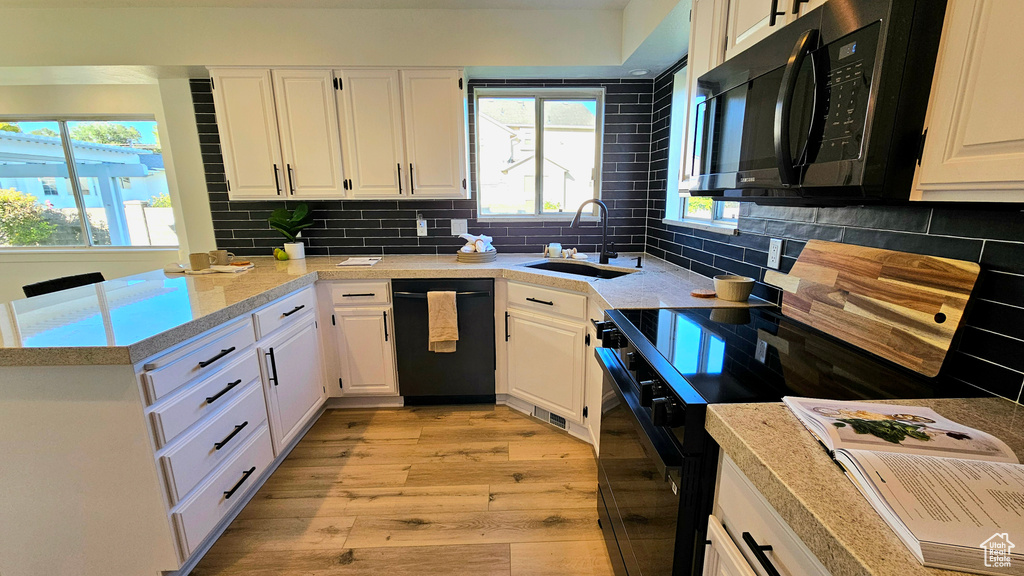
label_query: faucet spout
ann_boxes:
[569,199,617,265]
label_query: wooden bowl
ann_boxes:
[713,275,755,302]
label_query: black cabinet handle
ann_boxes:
[409,163,415,194]
[281,304,305,317]
[223,466,256,499]
[383,311,389,342]
[206,379,243,404]
[769,0,786,26]
[791,0,808,13]
[286,164,296,194]
[198,347,235,369]
[526,297,554,306]
[397,163,403,194]
[214,421,248,450]
[273,164,282,195]
[742,532,782,576]
[342,293,375,297]
[266,348,279,386]
[504,311,510,341]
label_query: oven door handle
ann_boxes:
[774,28,820,186]
[595,347,679,482]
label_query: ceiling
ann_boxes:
[0,0,629,8]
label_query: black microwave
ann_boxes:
[689,0,947,204]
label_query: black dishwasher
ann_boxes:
[391,279,495,405]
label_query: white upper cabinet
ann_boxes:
[336,68,467,199]
[914,0,1024,202]
[724,0,779,61]
[682,0,727,184]
[271,69,346,199]
[400,69,467,197]
[210,68,285,200]
[336,69,407,198]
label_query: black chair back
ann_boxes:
[23,272,106,298]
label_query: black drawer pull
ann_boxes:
[206,379,243,404]
[214,421,248,450]
[526,297,554,306]
[198,347,235,368]
[223,466,256,499]
[281,304,305,317]
[342,293,375,297]
[742,532,782,576]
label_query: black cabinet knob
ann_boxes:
[651,397,685,427]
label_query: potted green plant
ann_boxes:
[268,203,313,260]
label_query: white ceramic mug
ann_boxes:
[208,250,235,266]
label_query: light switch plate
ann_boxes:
[767,238,783,269]
[451,218,468,236]
[416,215,428,237]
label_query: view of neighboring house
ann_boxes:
[477,98,597,215]
[0,129,176,246]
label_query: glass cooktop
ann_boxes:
[615,307,974,405]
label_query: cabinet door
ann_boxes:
[914,0,1024,202]
[507,308,585,423]
[336,69,406,198]
[261,315,325,453]
[210,68,285,200]
[334,306,397,396]
[682,0,727,184]
[724,0,780,62]
[703,515,758,576]
[271,69,346,199]
[400,69,466,198]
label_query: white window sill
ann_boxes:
[0,247,179,263]
[662,218,738,236]
[477,215,601,223]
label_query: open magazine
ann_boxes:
[784,397,1023,576]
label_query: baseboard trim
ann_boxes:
[325,395,405,409]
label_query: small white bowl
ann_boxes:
[713,275,755,302]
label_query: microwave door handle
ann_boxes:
[774,28,820,186]
[797,39,830,167]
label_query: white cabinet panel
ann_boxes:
[915,0,1024,202]
[683,0,727,184]
[333,306,398,396]
[507,308,585,423]
[337,69,407,197]
[703,515,758,576]
[210,68,285,200]
[724,0,778,61]
[400,69,466,197]
[271,69,345,199]
[260,314,324,453]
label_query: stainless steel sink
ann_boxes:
[525,260,634,279]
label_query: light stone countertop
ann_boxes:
[0,252,768,367]
[706,398,1024,576]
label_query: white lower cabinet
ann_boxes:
[333,305,398,396]
[259,312,326,453]
[704,515,757,576]
[506,307,586,423]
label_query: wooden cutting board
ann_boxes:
[763,240,980,377]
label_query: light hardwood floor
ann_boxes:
[191,405,616,576]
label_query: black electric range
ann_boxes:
[594,305,977,576]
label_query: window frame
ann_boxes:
[472,87,605,220]
[0,115,178,250]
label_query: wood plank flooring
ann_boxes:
[191,405,615,576]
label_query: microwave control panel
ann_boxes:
[816,22,879,163]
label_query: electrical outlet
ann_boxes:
[767,238,783,269]
[450,218,468,236]
[415,214,428,237]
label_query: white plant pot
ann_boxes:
[283,241,305,260]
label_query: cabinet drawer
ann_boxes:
[172,423,274,557]
[715,456,831,576]
[160,382,268,504]
[149,350,262,447]
[253,286,317,339]
[330,280,390,306]
[507,281,586,320]
[143,319,255,404]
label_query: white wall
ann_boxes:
[0,83,213,302]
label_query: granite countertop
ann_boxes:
[0,252,768,367]
[706,398,1024,576]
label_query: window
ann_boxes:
[474,88,603,217]
[681,197,740,226]
[0,119,177,248]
